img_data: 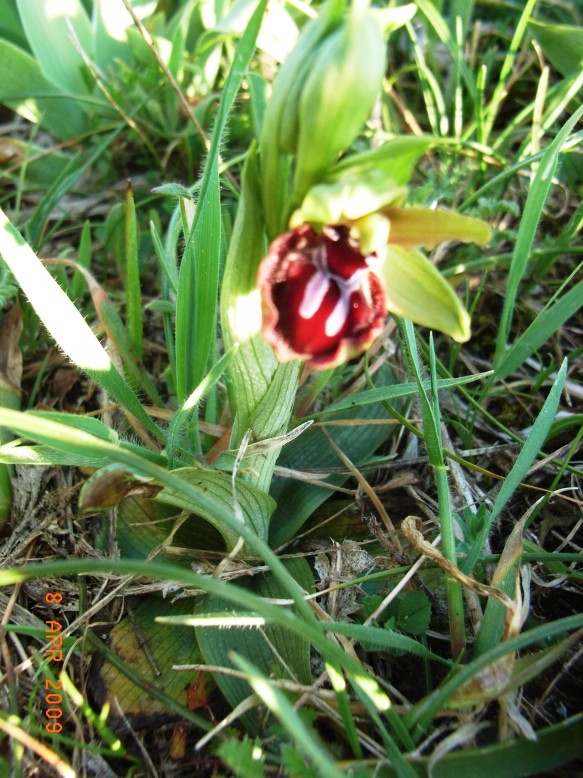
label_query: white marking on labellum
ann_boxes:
[299,270,330,320]
[325,294,349,337]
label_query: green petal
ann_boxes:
[290,177,407,228]
[379,246,471,342]
[384,207,492,249]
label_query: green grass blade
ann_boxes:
[231,654,345,778]
[494,105,583,365]
[473,514,526,656]
[175,0,268,402]
[493,277,582,383]
[0,209,159,436]
[404,612,583,737]
[462,359,568,575]
[72,220,91,300]
[309,371,492,417]
[124,183,143,360]
[411,0,476,100]
[167,346,237,468]
[385,713,583,778]
[150,218,178,294]
[481,0,537,143]
[28,125,124,248]
[402,322,465,658]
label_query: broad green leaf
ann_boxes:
[92,0,156,71]
[374,4,417,35]
[115,496,224,564]
[98,595,207,718]
[213,0,298,63]
[397,590,431,636]
[269,366,399,546]
[16,0,92,96]
[0,40,87,139]
[379,246,471,342]
[330,136,433,185]
[529,20,583,78]
[155,468,276,547]
[0,208,158,436]
[196,558,313,734]
[0,0,27,50]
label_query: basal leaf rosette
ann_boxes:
[258,165,491,369]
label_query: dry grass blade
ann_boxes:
[321,428,401,552]
[0,717,76,778]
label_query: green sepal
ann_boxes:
[379,246,471,342]
[289,137,435,251]
[384,207,492,250]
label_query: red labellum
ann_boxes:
[258,225,386,369]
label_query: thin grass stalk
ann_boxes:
[401,322,465,659]
[481,0,538,145]
[124,182,143,361]
[429,336,465,659]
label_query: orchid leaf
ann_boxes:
[195,557,313,735]
[16,0,92,97]
[380,246,471,342]
[154,468,275,547]
[0,40,87,140]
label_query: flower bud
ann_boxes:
[260,0,386,237]
[292,0,386,200]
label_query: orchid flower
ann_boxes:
[258,140,491,368]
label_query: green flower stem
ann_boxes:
[220,146,301,509]
[434,462,466,660]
